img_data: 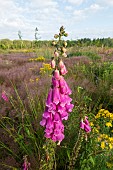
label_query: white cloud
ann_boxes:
[65,6,73,11]
[29,0,58,9]
[73,3,103,21]
[73,9,86,21]
[89,4,102,11]
[96,0,113,6]
[66,0,86,5]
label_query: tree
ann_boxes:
[18,30,22,40]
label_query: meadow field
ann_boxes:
[1,37,113,170]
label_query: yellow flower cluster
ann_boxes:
[29,56,45,62]
[97,133,113,150]
[40,63,52,75]
[95,109,113,120]
[94,109,113,150]
[29,77,39,82]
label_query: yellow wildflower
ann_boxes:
[95,114,100,119]
[101,141,105,149]
[109,143,113,149]
[100,134,108,139]
[90,122,94,127]
[110,114,113,120]
[109,137,113,143]
[106,122,112,127]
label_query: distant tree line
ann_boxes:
[0,38,113,50]
[67,38,113,47]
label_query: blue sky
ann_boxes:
[0,0,113,40]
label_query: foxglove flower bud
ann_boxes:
[51,59,56,68]
[54,69,60,79]
[52,41,56,46]
[54,34,59,39]
[61,47,67,53]
[60,65,68,75]
[59,60,65,68]
[64,33,68,37]
[62,53,67,58]
[63,41,67,47]
[54,50,59,57]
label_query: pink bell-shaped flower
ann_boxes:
[54,69,60,79]
[60,65,68,75]
[84,124,91,133]
[80,119,85,129]
[53,87,61,105]
[40,118,46,127]
[46,88,53,107]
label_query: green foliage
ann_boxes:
[69,51,101,61]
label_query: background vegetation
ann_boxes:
[0,36,113,169]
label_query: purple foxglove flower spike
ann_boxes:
[40,28,74,143]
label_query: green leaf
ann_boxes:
[89,156,95,167]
